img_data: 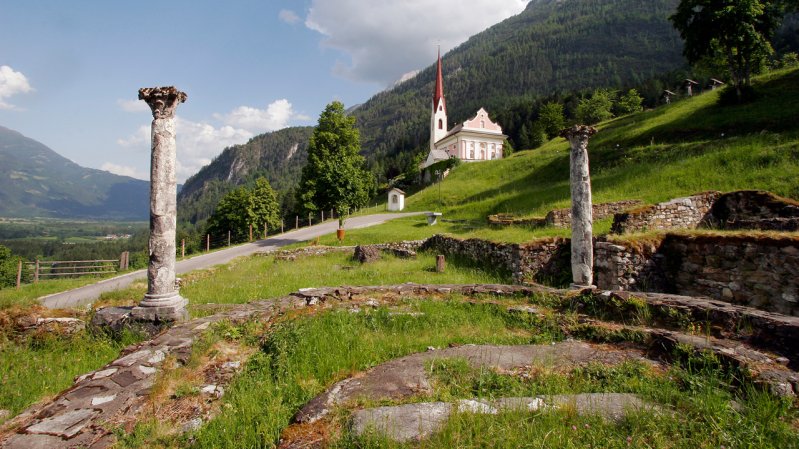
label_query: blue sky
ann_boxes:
[0,0,527,182]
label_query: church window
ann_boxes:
[392,195,398,204]
[439,106,443,111]
[480,120,485,129]
[438,119,443,130]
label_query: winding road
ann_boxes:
[40,212,424,309]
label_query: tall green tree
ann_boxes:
[538,102,566,139]
[297,101,375,223]
[576,90,616,125]
[248,177,281,234]
[670,0,786,99]
[206,187,251,242]
[616,89,644,115]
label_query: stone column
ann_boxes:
[132,86,188,322]
[560,125,597,288]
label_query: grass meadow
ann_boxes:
[119,301,798,448]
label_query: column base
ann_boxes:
[131,291,188,322]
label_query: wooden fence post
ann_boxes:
[330,209,334,221]
[181,239,185,258]
[436,255,446,273]
[308,213,312,226]
[34,258,39,284]
[295,216,299,230]
[322,210,324,222]
[281,219,284,234]
[228,230,231,247]
[249,224,253,242]
[206,234,210,252]
[264,223,267,239]
[16,260,22,290]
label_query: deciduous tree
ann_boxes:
[670,0,785,100]
[576,90,616,125]
[616,89,644,115]
[297,101,375,223]
[538,102,566,139]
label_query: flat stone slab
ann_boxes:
[25,408,97,438]
[352,402,452,442]
[352,394,657,442]
[295,341,656,423]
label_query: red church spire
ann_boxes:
[433,47,446,113]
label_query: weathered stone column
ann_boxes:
[132,86,188,322]
[560,125,598,288]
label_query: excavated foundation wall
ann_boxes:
[596,234,799,316]
[422,235,571,285]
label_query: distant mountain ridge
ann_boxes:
[179,0,688,223]
[0,125,149,220]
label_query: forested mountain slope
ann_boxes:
[0,126,149,219]
[178,0,688,224]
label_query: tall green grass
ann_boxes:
[0,330,142,418]
[180,251,510,309]
[143,300,541,448]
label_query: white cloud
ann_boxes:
[304,0,528,86]
[215,99,308,134]
[117,98,310,182]
[279,9,301,24]
[117,98,150,113]
[101,162,148,180]
[0,65,34,109]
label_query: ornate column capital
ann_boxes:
[559,125,597,140]
[138,86,187,119]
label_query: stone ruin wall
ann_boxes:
[422,235,570,285]
[711,191,799,231]
[611,192,720,234]
[545,200,643,227]
[610,190,799,235]
[596,234,799,316]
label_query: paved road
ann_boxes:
[40,212,424,309]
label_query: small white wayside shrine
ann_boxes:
[387,188,405,211]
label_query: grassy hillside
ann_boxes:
[406,68,799,220]
[320,68,799,245]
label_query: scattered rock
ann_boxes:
[90,307,133,333]
[181,417,203,433]
[507,306,540,316]
[354,245,381,264]
[222,361,241,370]
[26,317,85,336]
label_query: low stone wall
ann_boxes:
[422,235,570,285]
[611,192,720,234]
[487,214,546,227]
[594,241,668,292]
[546,200,642,227]
[596,234,799,316]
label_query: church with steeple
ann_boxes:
[421,50,507,171]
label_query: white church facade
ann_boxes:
[421,51,507,170]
